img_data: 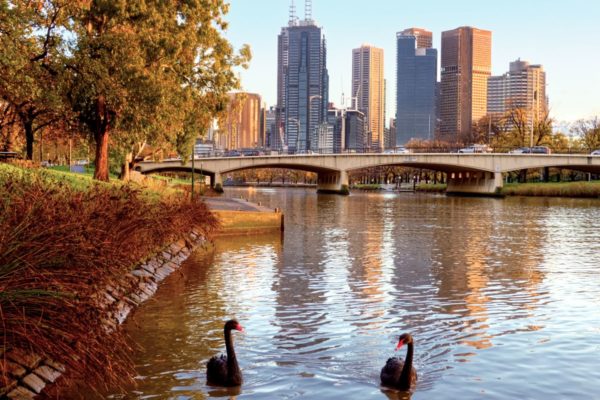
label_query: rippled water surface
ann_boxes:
[110,189,600,399]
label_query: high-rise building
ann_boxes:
[352,45,384,151]
[488,59,547,125]
[327,108,345,154]
[277,0,329,153]
[440,26,492,142]
[265,106,277,149]
[400,27,433,49]
[345,110,366,152]
[395,28,437,145]
[222,92,261,150]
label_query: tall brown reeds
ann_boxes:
[0,165,218,393]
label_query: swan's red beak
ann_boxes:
[235,324,244,332]
[395,339,405,351]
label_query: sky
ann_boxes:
[223,0,600,125]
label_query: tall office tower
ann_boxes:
[275,2,298,151]
[440,26,492,142]
[400,27,433,49]
[223,92,261,149]
[345,110,366,152]
[278,0,329,153]
[487,59,547,125]
[396,29,437,145]
[352,45,385,151]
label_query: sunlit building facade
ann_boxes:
[488,59,547,126]
[440,26,492,142]
[352,45,385,151]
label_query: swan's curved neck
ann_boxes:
[400,341,414,385]
[224,328,239,375]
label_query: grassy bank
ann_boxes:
[0,164,218,393]
[411,181,600,198]
[415,183,447,193]
[501,181,600,198]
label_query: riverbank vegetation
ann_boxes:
[501,181,600,198]
[0,164,218,393]
[414,180,600,198]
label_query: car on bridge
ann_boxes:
[384,146,410,154]
[458,144,493,153]
[531,146,552,154]
[591,149,600,156]
[508,147,532,154]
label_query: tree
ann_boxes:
[65,1,250,181]
[571,117,600,152]
[0,1,68,160]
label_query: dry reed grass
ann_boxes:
[0,164,218,394]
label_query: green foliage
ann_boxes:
[63,0,251,180]
[1,0,251,177]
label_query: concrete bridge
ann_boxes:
[136,153,600,195]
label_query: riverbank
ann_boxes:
[0,164,219,397]
[416,181,600,198]
[204,197,284,235]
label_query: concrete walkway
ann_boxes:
[203,197,276,212]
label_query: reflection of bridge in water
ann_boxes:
[136,153,600,195]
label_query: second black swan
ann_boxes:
[380,332,418,391]
[206,319,244,387]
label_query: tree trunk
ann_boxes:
[94,126,110,181]
[93,96,111,181]
[120,152,133,181]
[24,118,34,161]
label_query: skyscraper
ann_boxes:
[395,28,437,145]
[488,59,547,125]
[440,26,492,142]
[277,0,329,153]
[222,92,261,150]
[352,45,384,151]
[400,27,433,49]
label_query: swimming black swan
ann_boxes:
[206,319,244,387]
[380,333,418,391]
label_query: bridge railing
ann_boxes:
[150,147,597,162]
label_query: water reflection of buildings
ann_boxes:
[431,197,547,354]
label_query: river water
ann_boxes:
[109,188,600,399]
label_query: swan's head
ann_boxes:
[395,333,413,350]
[225,319,244,332]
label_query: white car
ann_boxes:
[458,144,493,153]
[591,149,600,156]
[383,147,410,154]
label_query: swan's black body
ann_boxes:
[380,333,417,391]
[206,320,244,387]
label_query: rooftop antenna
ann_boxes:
[289,0,298,26]
[305,0,312,23]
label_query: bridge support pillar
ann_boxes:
[446,171,503,196]
[212,172,224,193]
[316,170,349,195]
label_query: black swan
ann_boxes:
[380,333,418,391]
[206,319,244,387]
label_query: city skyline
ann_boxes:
[224,0,600,125]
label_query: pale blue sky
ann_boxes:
[224,0,600,124]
